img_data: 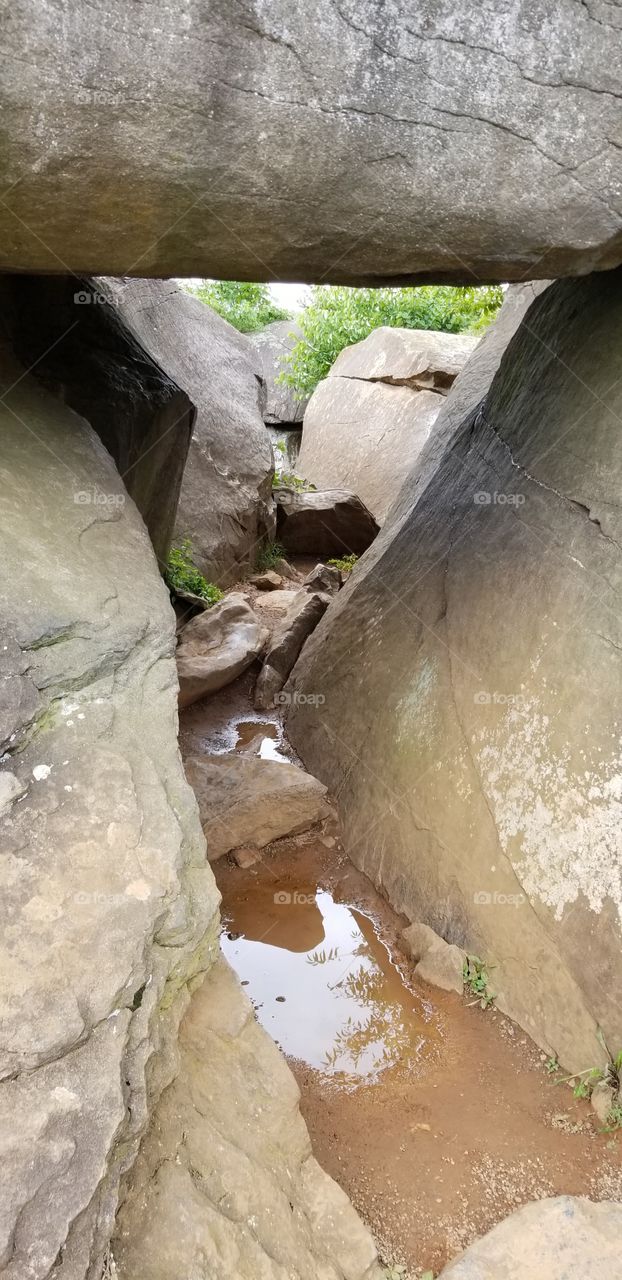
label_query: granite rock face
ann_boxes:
[2,4,621,282]
[249,321,308,425]
[0,339,218,1279]
[113,957,381,1280]
[101,278,275,585]
[288,274,622,1073]
[299,328,478,522]
[276,488,380,556]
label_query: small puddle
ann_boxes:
[221,873,441,1086]
[234,719,289,763]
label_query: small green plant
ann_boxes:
[327,554,359,573]
[256,541,286,571]
[603,1103,622,1133]
[463,955,495,1007]
[273,471,316,491]
[165,539,223,604]
[545,1055,560,1075]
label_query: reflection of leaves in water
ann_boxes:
[306,946,340,967]
[322,962,416,1078]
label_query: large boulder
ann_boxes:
[249,321,308,425]
[276,487,379,556]
[101,278,275,585]
[0,339,218,1279]
[113,956,381,1280]
[299,327,479,522]
[439,1197,622,1279]
[287,273,622,1074]
[185,754,332,860]
[2,6,621,283]
[0,274,195,561]
[176,594,269,709]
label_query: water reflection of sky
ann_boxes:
[221,888,438,1084]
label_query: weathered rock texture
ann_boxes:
[101,278,275,585]
[439,1196,622,1279]
[288,273,622,1073]
[0,339,218,1279]
[276,488,379,556]
[255,591,331,711]
[2,5,621,282]
[249,321,308,425]
[0,274,195,561]
[185,754,332,860]
[176,594,268,709]
[113,956,380,1280]
[299,328,478,522]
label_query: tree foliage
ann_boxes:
[281,284,503,395]
[185,279,291,333]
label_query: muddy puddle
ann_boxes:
[215,836,622,1276]
[221,876,441,1084]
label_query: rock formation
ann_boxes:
[249,320,308,426]
[112,957,381,1280]
[3,4,621,282]
[101,278,275,584]
[0,337,218,1279]
[288,274,622,1073]
[298,327,478,521]
[176,594,269,709]
[275,487,380,556]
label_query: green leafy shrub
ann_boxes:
[165,539,223,604]
[327,554,359,573]
[183,280,291,333]
[273,472,316,491]
[463,955,495,1007]
[256,541,286,571]
[280,283,503,395]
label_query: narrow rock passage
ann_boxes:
[181,674,622,1278]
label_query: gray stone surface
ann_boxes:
[439,1196,622,1279]
[287,274,622,1073]
[0,274,194,562]
[113,956,381,1280]
[176,593,269,709]
[101,278,275,585]
[276,487,379,556]
[2,6,621,282]
[402,923,465,995]
[0,342,218,1279]
[299,328,478,522]
[249,320,309,424]
[255,591,330,711]
[185,754,332,860]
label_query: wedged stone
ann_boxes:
[3,9,621,283]
[249,321,308,425]
[287,276,622,1073]
[254,592,330,712]
[402,923,465,995]
[176,594,269,709]
[298,328,478,522]
[250,570,282,590]
[0,342,218,1278]
[275,488,379,557]
[185,755,332,860]
[439,1196,622,1279]
[303,563,343,595]
[250,587,303,638]
[113,957,380,1280]
[273,557,302,582]
[100,278,276,585]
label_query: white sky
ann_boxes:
[269,282,312,312]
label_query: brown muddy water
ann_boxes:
[182,681,622,1277]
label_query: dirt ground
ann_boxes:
[214,836,622,1278]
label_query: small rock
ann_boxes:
[591,1078,616,1125]
[302,563,342,596]
[250,571,283,590]
[273,558,301,582]
[233,846,262,868]
[321,835,336,849]
[402,921,465,995]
